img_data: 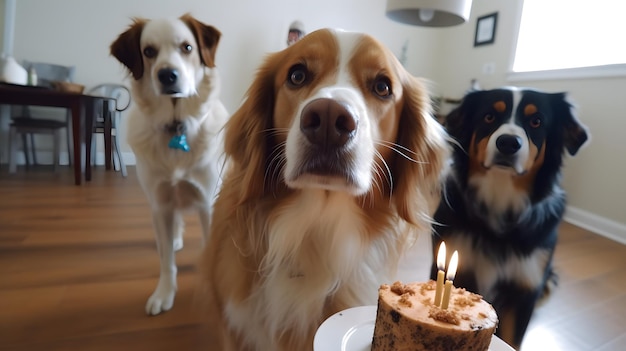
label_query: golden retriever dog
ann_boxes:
[110,14,228,315]
[201,28,450,350]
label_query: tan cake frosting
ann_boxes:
[371,280,498,351]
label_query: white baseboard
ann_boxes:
[91,151,136,166]
[564,206,626,245]
[5,150,137,166]
[122,151,136,165]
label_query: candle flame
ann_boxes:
[436,241,446,271]
[446,251,459,281]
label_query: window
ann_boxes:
[509,0,626,81]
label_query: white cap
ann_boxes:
[289,20,305,34]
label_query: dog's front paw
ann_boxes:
[173,237,184,251]
[145,281,177,315]
[173,221,184,251]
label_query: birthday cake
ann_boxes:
[371,280,498,351]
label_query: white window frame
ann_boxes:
[507,0,626,82]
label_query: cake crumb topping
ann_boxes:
[390,281,416,296]
[390,281,404,295]
[399,293,413,307]
[419,280,436,296]
[429,307,460,325]
[455,295,476,307]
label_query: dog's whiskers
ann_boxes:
[261,128,289,192]
[372,151,392,189]
[265,141,287,192]
[377,140,428,165]
[261,127,289,138]
[378,140,417,156]
[448,138,467,156]
[373,150,394,206]
[367,164,383,208]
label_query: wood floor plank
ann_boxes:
[1,167,625,350]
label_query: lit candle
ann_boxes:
[434,242,446,306]
[441,250,458,310]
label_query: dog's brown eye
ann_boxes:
[181,43,193,54]
[484,114,495,123]
[287,65,307,86]
[373,78,392,98]
[143,46,157,59]
[530,117,541,128]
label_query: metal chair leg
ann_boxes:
[20,133,30,167]
[113,134,127,177]
[29,133,37,165]
[8,126,19,173]
[53,129,61,172]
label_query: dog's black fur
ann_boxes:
[431,88,589,348]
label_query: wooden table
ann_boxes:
[0,83,114,185]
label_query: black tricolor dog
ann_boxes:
[431,88,589,349]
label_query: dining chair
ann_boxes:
[86,83,131,177]
[7,61,75,173]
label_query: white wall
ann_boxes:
[3,0,444,164]
[9,0,442,115]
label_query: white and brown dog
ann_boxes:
[110,14,228,315]
[201,28,450,350]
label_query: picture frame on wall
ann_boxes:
[474,12,498,47]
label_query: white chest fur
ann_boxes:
[225,190,403,350]
[453,235,550,301]
[469,168,529,230]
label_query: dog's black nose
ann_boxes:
[300,98,357,149]
[157,68,178,86]
[496,134,523,155]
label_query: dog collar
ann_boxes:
[165,120,190,152]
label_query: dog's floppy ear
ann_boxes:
[553,93,590,155]
[224,53,279,204]
[444,91,479,143]
[393,75,450,226]
[445,104,465,140]
[180,14,221,68]
[110,18,146,80]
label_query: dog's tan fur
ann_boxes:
[200,29,449,351]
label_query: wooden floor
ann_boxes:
[0,167,625,351]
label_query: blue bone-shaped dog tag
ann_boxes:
[168,134,190,152]
[166,120,190,152]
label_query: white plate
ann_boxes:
[313,305,514,351]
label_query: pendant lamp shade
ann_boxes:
[386,0,473,27]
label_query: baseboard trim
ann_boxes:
[5,151,136,166]
[91,151,136,166]
[564,206,626,245]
